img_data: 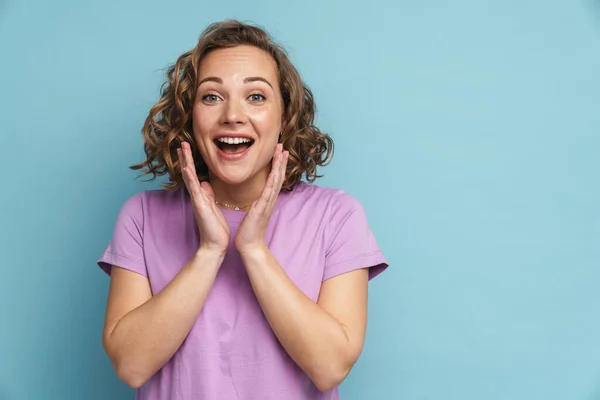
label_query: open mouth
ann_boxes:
[214,137,255,154]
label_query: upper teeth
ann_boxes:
[217,137,251,145]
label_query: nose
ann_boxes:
[220,98,246,126]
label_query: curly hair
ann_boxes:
[130,19,334,192]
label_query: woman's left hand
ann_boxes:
[235,144,289,254]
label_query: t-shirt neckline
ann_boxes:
[220,182,300,224]
[184,181,302,225]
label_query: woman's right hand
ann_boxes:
[178,141,230,255]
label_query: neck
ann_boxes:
[208,168,270,209]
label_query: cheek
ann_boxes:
[192,108,215,161]
[249,107,283,135]
[193,107,211,136]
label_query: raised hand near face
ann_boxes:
[235,144,289,254]
[178,141,231,254]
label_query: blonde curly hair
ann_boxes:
[130,19,334,191]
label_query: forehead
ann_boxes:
[199,45,278,81]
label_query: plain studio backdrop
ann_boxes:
[0,0,599,399]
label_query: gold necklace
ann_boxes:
[214,200,251,212]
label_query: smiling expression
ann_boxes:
[192,45,285,186]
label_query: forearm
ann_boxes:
[240,246,351,391]
[106,248,224,387]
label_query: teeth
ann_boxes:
[217,137,252,145]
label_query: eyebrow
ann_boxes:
[198,76,273,89]
[244,76,273,89]
[198,77,223,86]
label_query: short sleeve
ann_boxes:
[323,192,388,281]
[97,192,148,277]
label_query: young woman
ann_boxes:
[97,19,388,400]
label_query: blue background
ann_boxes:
[1,1,599,399]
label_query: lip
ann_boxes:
[214,139,254,161]
[213,132,254,140]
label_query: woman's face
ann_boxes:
[192,45,284,186]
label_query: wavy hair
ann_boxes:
[130,19,334,191]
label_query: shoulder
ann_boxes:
[115,191,145,221]
[289,181,365,220]
[117,188,187,221]
[143,187,187,208]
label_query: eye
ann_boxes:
[201,94,221,103]
[248,93,266,102]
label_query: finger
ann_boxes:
[273,147,285,187]
[179,143,188,170]
[200,181,226,225]
[213,203,230,234]
[180,144,195,195]
[177,147,184,172]
[268,149,282,196]
[179,144,192,186]
[202,188,228,233]
[182,142,196,173]
[181,143,204,196]
[178,147,192,188]
[200,181,216,202]
[254,167,276,214]
[180,159,206,205]
[254,145,280,210]
[199,181,222,214]
[179,146,219,220]
[183,165,202,198]
[276,151,289,191]
[196,180,224,214]
[264,153,284,212]
[266,152,286,214]
[245,143,283,215]
[276,150,287,186]
[271,144,283,183]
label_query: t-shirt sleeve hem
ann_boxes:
[323,251,389,282]
[97,250,148,277]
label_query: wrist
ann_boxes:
[194,246,226,267]
[237,242,269,260]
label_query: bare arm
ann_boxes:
[101,142,232,388]
[234,145,370,391]
[102,248,224,388]
[240,246,369,392]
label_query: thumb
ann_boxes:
[200,181,216,202]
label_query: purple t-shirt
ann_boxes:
[97,181,388,400]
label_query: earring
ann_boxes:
[278,131,283,142]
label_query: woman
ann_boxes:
[97,19,388,400]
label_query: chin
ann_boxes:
[212,165,256,186]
